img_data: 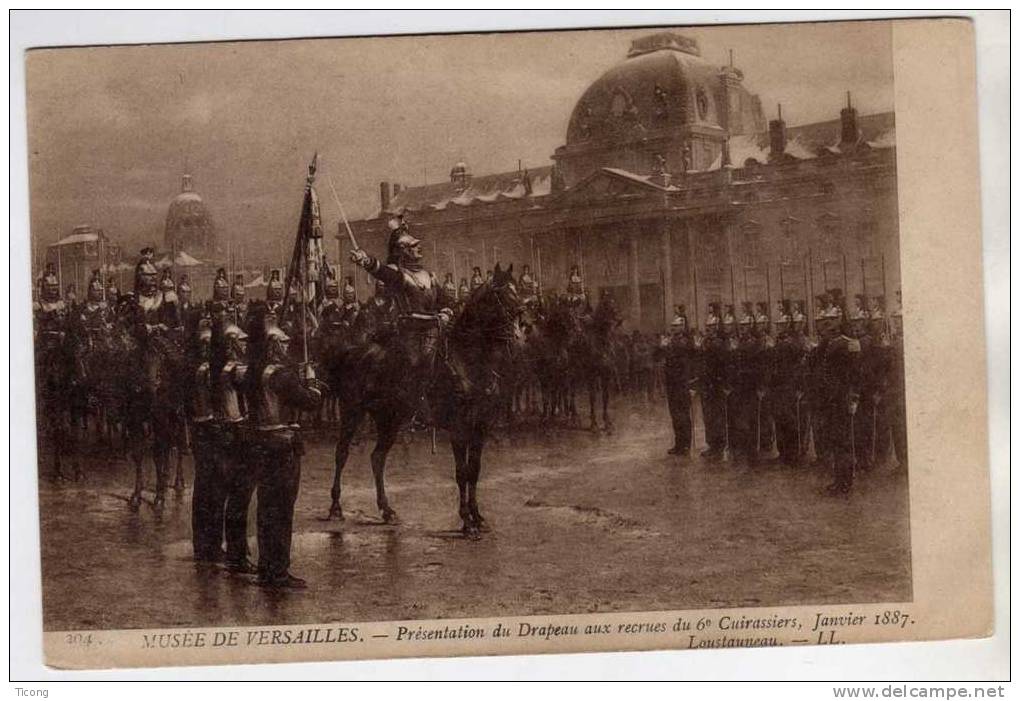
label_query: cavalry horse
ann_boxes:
[569,294,622,432]
[436,263,523,537]
[321,264,523,536]
[125,312,191,510]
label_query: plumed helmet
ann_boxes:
[264,312,290,343]
[224,321,248,341]
[196,317,213,343]
[178,275,191,294]
[342,276,356,303]
[159,269,176,292]
[231,274,245,301]
[87,270,104,301]
[213,268,230,301]
[705,302,720,327]
[739,301,754,325]
[754,302,770,326]
[386,215,420,264]
[722,305,736,326]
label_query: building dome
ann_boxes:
[164,174,216,255]
[554,32,765,187]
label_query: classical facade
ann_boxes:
[348,32,899,331]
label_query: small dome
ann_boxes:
[165,174,216,255]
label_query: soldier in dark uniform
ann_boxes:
[457,278,470,305]
[188,317,223,562]
[339,276,361,329]
[813,290,863,495]
[82,271,109,338]
[731,303,759,463]
[662,310,697,456]
[769,300,805,466]
[469,267,484,292]
[230,274,247,326]
[887,291,907,470]
[698,303,726,461]
[849,294,878,471]
[178,275,196,330]
[266,269,284,313]
[364,279,393,333]
[565,265,586,308]
[246,306,324,588]
[212,268,230,311]
[753,301,776,458]
[318,271,344,337]
[216,318,256,573]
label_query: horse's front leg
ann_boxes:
[588,378,599,432]
[371,414,401,523]
[128,444,145,511]
[329,409,364,521]
[451,436,474,536]
[602,376,613,432]
[467,434,488,535]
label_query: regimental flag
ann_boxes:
[282,153,330,326]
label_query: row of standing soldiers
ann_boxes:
[660,291,906,495]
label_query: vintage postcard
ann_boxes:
[22,17,990,669]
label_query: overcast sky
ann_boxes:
[26,20,893,264]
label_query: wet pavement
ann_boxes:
[38,399,911,631]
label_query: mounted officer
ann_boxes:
[339,275,361,328]
[178,274,196,330]
[349,215,452,425]
[266,269,284,313]
[519,264,539,306]
[212,268,230,311]
[565,264,586,309]
[230,274,247,326]
[317,269,344,338]
[82,270,109,337]
[469,266,484,292]
[34,263,66,340]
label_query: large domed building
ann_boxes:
[555,32,765,186]
[349,31,899,332]
[164,174,216,257]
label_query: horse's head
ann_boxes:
[456,262,522,349]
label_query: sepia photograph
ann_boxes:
[14,12,999,674]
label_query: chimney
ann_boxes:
[717,49,745,136]
[769,104,787,159]
[379,181,392,212]
[393,183,402,197]
[840,91,860,146]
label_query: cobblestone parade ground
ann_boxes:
[37,398,911,632]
